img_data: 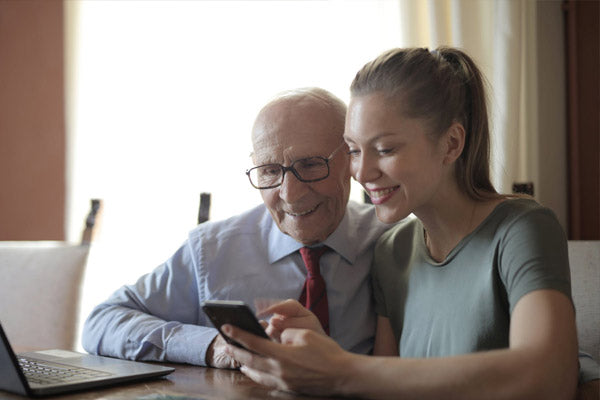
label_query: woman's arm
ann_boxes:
[373,316,397,356]
[346,289,578,400]
[224,289,578,400]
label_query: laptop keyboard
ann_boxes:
[18,357,112,385]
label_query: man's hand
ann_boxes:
[205,334,240,369]
[259,299,325,342]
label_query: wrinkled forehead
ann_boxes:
[251,99,344,165]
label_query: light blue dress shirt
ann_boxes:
[82,201,390,366]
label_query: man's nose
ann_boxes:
[278,170,309,203]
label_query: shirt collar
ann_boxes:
[267,207,356,265]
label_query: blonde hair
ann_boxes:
[350,47,499,201]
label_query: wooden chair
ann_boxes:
[198,192,211,224]
[0,199,101,351]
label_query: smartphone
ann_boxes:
[201,300,269,349]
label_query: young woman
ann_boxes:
[223,47,580,400]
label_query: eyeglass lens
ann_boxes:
[249,157,329,188]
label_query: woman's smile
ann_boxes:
[366,186,400,205]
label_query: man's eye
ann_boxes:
[377,148,393,155]
[347,149,360,157]
[297,158,324,169]
[260,166,280,176]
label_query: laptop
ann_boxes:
[0,322,174,397]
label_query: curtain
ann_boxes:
[397,0,534,194]
[394,0,567,228]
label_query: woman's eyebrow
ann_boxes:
[344,131,399,145]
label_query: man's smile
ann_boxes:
[285,204,320,217]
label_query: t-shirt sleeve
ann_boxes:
[371,222,415,319]
[497,206,571,313]
[372,236,390,318]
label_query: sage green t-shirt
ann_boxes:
[372,198,571,357]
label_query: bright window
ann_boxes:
[66,1,405,339]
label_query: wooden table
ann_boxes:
[0,363,343,400]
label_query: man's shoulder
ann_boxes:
[345,200,395,235]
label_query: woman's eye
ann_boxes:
[347,149,360,157]
[377,148,393,155]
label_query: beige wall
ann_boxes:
[0,0,65,240]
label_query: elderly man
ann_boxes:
[81,87,391,368]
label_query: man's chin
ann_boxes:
[283,222,329,245]
[277,207,335,244]
[284,228,321,245]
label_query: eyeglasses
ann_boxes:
[246,142,346,190]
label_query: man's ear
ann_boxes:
[443,122,466,165]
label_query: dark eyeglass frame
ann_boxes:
[246,142,346,190]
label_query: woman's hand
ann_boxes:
[258,299,325,342]
[222,323,353,397]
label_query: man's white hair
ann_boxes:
[252,87,347,142]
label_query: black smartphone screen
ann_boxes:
[201,300,269,349]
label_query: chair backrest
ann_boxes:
[198,192,211,224]
[568,240,600,360]
[0,242,90,350]
[0,199,101,351]
[81,199,102,245]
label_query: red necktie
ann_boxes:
[298,246,329,335]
